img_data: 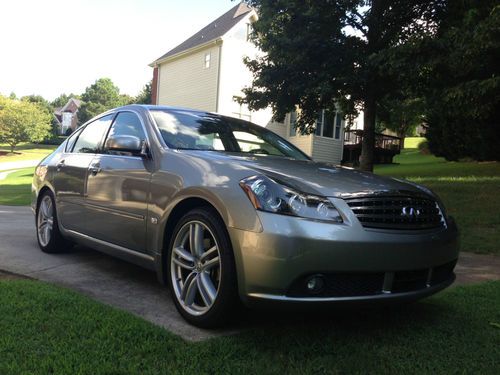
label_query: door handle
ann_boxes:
[89,163,101,176]
[56,160,65,171]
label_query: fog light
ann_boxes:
[306,275,325,294]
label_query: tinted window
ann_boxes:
[65,127,83,152]
[72,115,113,153]
[107,112,146,140]
[150,109,309,161]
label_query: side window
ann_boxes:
[65,127,83,152]
[72,115,113,154]
[104,112,146,155]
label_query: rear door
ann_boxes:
[84,111,152,252]
[53,115,114,233]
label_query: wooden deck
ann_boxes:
[342,130,402,164]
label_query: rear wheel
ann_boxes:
[167,207,238,327]
[36,191,71,253]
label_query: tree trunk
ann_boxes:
[10,144,15,154]
[359,96,376,172]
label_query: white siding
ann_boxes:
[217,13,277,128]
[311,137,344,164]
[157,45,220,112]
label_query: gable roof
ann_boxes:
[151,2,252,65]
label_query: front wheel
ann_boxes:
[36,191,71,253]
[167,207,238,327]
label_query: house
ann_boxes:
[149,2,346,164]
[54,98,82,135]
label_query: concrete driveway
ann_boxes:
[1,205,498,341]
[0,205,238,341]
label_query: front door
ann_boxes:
[53,114,114,233]
[84,111,151,252]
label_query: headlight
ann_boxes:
[239,175,343,223]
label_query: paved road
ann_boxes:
[0,205,498,341]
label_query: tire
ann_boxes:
[36,191,72,253]
[167,207,238,328]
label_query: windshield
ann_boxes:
[150,109,310,161]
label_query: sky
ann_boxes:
[0,0,236,100]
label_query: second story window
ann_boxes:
[204,53,211,68]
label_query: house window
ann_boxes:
[289,111,297,136]
[315,109,342,139]
[204,53,211,68]
[335,113,342,139]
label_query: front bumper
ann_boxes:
[228,198,459,306]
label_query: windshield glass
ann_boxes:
[150,109,310,161]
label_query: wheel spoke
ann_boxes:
[47,218,53,231]
[197,272,216,307]
[200,245,217,262]
[189,223,204,257]
[173,257,195,270]
[201,256,219,271]
[181,272,198,306]
[174,246,194,263]
[44,225,50,243]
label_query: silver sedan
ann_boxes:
[32,105,459,327]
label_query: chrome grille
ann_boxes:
[344,195,445,230]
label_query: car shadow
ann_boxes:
[61,245,456,340]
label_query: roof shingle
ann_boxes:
[152,2,252,64]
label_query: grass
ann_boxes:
[0,167,35,205]
[403,136,426,149]
[0,279,498,374]
[0,142,57,162]
[375,150,500,255]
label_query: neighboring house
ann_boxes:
[54,98,82,135]
[149,2,346,164]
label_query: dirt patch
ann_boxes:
[0,270,30,280]
[455,252,500,285]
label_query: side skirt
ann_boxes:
[64,229,156,271]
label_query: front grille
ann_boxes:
[344,195,445,230]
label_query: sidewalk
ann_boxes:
[0,159,41,171]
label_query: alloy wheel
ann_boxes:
[170,221,221,316]
[37,195,54,247]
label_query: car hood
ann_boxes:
[179,151,427,197]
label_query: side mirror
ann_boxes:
[105,135,146,156]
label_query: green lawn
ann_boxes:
[0,142,56,162]
[0,279,498,374]
[0,167,35,205]
[375,150,500,255]
[403,136,426,149]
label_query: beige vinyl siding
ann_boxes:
[265,121,287,138]
[311,136,344,164]
[157,46,220,112]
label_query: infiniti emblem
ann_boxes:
[401,206,420,218]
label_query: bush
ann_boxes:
[417,140,430,154]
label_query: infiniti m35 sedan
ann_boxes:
[32,105,459,327]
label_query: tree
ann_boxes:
[21,94,59,139]
[240,0,445,171]
[79,78,127,124]
[51,93,80,109]
[422,1,500,161]
[378,96,423,148]
[0,96,52,153]
[135,80,152,104]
